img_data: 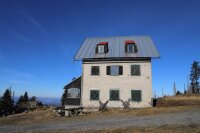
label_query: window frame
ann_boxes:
[107,65,123,76]
[67,88,80,99]
[131,65,141,76]
[131,90,142,102]
[110,65,119,76]
[96,44,109,54]
[91,66,100,76]
[90,90,100,101]
[109,90,120,101]
[127,44,134,53]
[98,45,105,54]
[125,43,138,53]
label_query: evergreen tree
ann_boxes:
[0,88,14,115]
[17,95,24,105]
[176,90,181,95]
[23,91,29,102]
[29,96,37,102]
[189,61,200,94]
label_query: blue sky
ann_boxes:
[0,0,200,98]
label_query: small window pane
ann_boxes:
[110,66,119,76]
[98,45,104,54]
[127,44,134,52]
[67,88,80,98]
[91,66,99,75]
[131,90,142,102]
[90,90,99,100]
[110,90,119,101]
[131,65,140,76]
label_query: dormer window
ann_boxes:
[127,44,134,52]
[95,42,109,54]
[125,40,138,53]
[98,45,105,54]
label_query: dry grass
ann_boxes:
[156,95,200,107]
[0,108,59,125]
[0,105,197,126]
[59,105,200,123]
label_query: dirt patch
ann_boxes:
[14,125,199,133]
[75,124,200,133]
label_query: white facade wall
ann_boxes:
[81,60,152,109]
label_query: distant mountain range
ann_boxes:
[14,96,61,106]
[38,97,61,105]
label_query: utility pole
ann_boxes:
[173,82,176,96]
[184,83,186,94]
[162,87,164,97]
[187,75,190,94]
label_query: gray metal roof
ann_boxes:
[74,35,160,60]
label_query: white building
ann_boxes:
[64,35,159,109]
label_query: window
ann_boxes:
[67,88,80,98]
[131,65,140,76]
[125,40,138,53]
[131,90,142,102]
[127,44,134,53]
[95,42,109,54]
[110,65,119,76]
[110,90,119,101]
[90,90,99,100]
[107,65,123,76]
[98,45,104,54]
[91,66,99,75]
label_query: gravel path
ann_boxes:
[0,108,200,132]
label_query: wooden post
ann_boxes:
[99,100,109,111]
[120,98,131,109]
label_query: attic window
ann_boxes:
[125,40,138,53]
[95,42,109,54]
